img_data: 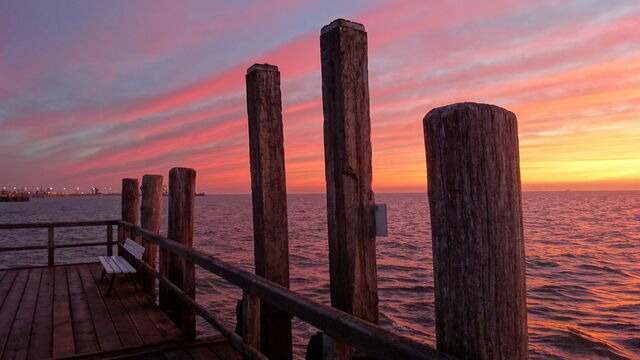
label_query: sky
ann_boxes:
[1,0,639,193]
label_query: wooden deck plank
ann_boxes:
[88,263,144,348]
[208,342,242,360]
[133,288,181,341]
[67,265,100,354]
[112,275,165,345]
[0,269,30,358]
[28,267,54,360]
[162,348,194,360]
[186,345,221,360]
[53,266,76,358]
[3,268,42,360]
[0,263,196,360]
[0,271,7,304]
[45,337,238,360]
[78,264,122,352]
[0,270,18,310]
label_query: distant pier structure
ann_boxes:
[0,18,527,360]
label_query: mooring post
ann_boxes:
[140,174,163,297]
[121,178,139,259]
[246,63,292,359]
[320,18,378,359]
[423,102,528,359]
[160,167,196,340]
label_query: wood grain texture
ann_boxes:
[140,174,163,296]
[3,268,41,360]
[52,267,75,357]
[241,291,260,353]
[423,102,528,359]
[77,264,122,352]
[246,63,292,360]
[0,269,29,358]
[28,267,53,360]
[121,178,140,264]
[320,19,378,325]
[88,264,144,348]
[67,265,100,354]
[121,179,139,226]
[161,167,196,340]
[0,264,184,359]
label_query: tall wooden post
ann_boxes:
[320,18,378,358]
[246,63,291,359]
[160,167,196,340]
[121,178,139,257]
[423,102,528,359]
[140,174,163,297]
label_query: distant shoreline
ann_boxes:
[16,190,640,198]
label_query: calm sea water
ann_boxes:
[1,192,638,359]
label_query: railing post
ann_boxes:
[117,224,124,256]
[48,226,54,266]
[241,291,260,352]
[246,63,292,359]
[160,167,196,340]
[320,18,378,359]
[423,102,528,359]
[140,174,163,297]
[106,224,113,256]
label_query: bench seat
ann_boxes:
[98,238,145,296]
[98,255,136,274]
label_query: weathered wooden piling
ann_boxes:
[246,63,292,359]
[160,167,196,340]
[121,178,139,228]
[423,102,528,359]
[121,178,139,261]
[140,174,163,296]
[321,18,378,359]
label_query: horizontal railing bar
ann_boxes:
[0,261,100,272]
[0,245,48,252]
[0,220,119,229]
[137,261,267,360]
[0,242,108,253]
[56,241,108,249]
[119,221,454,360]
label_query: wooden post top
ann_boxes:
[425,102,516,122]
[321,18,365,34]
[170,167,195,173]
[142,174,163,181]
[247,63,279,74]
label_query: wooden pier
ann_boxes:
[0,263,181,359]
[0,18,528,360]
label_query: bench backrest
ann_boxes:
[123,238,145,260]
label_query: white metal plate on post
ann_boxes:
[375,204,388,237]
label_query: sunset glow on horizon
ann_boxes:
[1,0,639,193]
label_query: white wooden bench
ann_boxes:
[98,238,144,296]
